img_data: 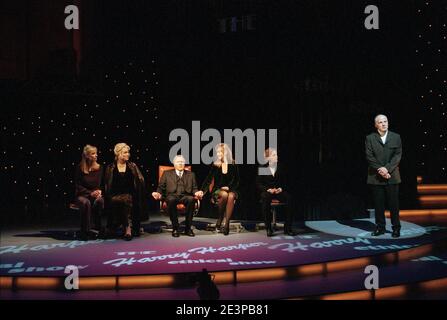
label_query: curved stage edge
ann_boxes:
[1,216,447,299]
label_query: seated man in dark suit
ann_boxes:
[256,148,297,237]
[152,155,203,237]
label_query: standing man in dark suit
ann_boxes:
[366,114,402,238]
[152,155,203,237]
[256,148,297,237]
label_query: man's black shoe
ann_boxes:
[371,227,386,236]
[172,229,180,237]
[284,228,298,236]
[185,229,195,237]
[392,229,401,238]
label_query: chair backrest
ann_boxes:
[158,165,192,183]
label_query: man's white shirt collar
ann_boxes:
[380,130,388,144]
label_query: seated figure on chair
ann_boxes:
[74,144,104,240]
[152,155,203,237]
[201,143,240,236]
[256,148,297,237]
[104,143,148,241]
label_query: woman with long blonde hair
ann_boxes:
[201,143,240,235]
[74,145,104,240]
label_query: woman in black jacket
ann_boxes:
[201,143,240,235]
[104,143,148,241]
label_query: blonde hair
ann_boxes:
[213,143,234,166]
[79,144,99,174]
[114,143,130,161]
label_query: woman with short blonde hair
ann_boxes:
[104,142,147,241]
[114,143,130,161]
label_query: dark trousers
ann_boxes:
[370,184,400,230]
[166,194,195,231]
[76,195,104,233]
[260,191,293,230]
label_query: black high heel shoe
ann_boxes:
[123,233,132,241]
[215,216,223,232]
[222,223,230,236]
[123,227,133,241]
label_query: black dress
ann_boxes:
[104,161,148,230]
[74,166,103,197]
[110,166,134,196]
[201,163,240,202]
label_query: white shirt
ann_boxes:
[175,169,183,178]
[269,165,277,177]
[380,131,388,144]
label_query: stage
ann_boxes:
[2,213,447,299]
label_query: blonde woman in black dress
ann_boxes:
[201,143,240,235]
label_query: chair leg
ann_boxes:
[272,207,277,231]
[193,200,200,217]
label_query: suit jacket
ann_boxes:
[157,169,198,197]
[365,130,402,185]
[256,163,289,193]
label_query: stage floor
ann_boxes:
[1,216,447,278]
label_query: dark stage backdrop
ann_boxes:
[2,0,438,225]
